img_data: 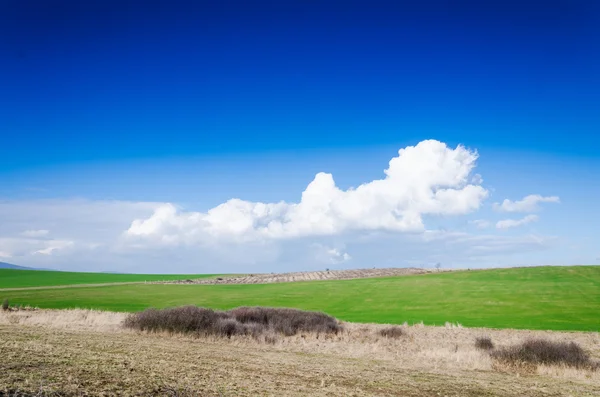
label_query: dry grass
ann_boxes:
[0,307,125,332]
[1,309,599,396]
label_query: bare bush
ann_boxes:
[2,298,8,311]
[123,306,244,338]
[491,339,598,370]
[378,326,405,338]
[123,306,343,339]
[229,306,343,336]
[475,336,494,350]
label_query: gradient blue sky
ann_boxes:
[0,1,598,273]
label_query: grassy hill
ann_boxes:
[0,269,221,289]
[1,266,598,331]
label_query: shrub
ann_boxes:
[123,305,343,339]
[378,326,405,338]
[229,306,343,336]
[124,306,241,337]
[1,298,8,311]
[475,336,494,350]
[491,339,598,370]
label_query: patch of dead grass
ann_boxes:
[0,309,599,396]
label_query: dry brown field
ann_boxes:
[1,309,599,396]
[160,267,430,285]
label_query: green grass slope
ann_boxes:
[2,266,599,331]
[0,269,220,288]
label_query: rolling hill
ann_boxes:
[0,261,38,270]
[1,265,598,331]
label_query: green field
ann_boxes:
[2,266,599,331]
[0,269,220,288]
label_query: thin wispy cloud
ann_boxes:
[496,215,539,230]
[470,219,491,229]
[21,229,50,238]
[493,195,560,213]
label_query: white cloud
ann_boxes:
[496,215,539,230]
[0,199,161,269]
[0,237,75,257]
[0,140,572,273]
[470,219,491,229]
[21,229,50,238]
[126,140,489,244]
[0,199,561,273]
[311,243,352,265]
[33,240,74,256]
[493,195,560,213]
[471,174,483,184]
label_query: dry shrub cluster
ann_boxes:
[123,305,343,339]
[474,336,494,350]
[378,326,405,338]
[491,339,599,371]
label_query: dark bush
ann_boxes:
[378,326,405,338]
[491,339,598,370]
[1,298,8,311]
[229,306,343,336]
[475,336,494,350]
[123,306,251,338]
[123,305,343,339]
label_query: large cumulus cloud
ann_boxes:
[126,140,489,244]
[0,140,568,273]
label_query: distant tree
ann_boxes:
[435,263,442,272]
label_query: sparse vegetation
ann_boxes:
[475,336,494,350]
[123,305,343,338]
[2,389,68,396]
[491,339,599,370]
[378,326,405,338]
[2,310,599,396]
[2,298,8,311]
[169,267,424,285]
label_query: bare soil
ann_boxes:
[1,309,599,396]
[160,267,431,285]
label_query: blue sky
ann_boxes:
[0,1,598,273]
